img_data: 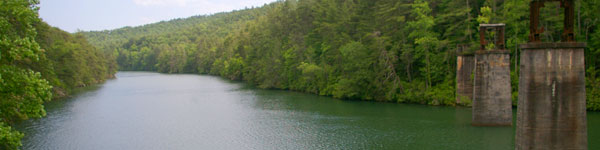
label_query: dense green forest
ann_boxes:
[1,0,599,149]
[0,0,116,149]
[83,0,600,109]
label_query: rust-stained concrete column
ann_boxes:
[472,23,512,126]
[472,50,512,126]
[456,47,475,105]
[515,42,587,150]
[516,0,587,149]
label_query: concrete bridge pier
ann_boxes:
[515,1,587,149]
[472,24,512,126]
[456,45,475,105]
[516,43,587,150]
[472,49,512,126]
[471,24,512,126]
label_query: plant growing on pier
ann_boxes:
[477,6,498,51]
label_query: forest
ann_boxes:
[0,0,116,149]
[2,0,600,149]
[84,0,600,108]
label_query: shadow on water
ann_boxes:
[236,85,515,150]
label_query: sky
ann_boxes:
[39,0,277,33]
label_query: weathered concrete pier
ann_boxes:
[456,45,475,105]
[472,24,512,126]
[515,0,587,149]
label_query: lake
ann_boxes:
[16,72,600,149]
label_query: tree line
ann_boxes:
[0,0,117,149]
[83,0,600,109]
[1,0,598,148]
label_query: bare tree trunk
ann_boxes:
[426,48,431,90]
[467,0,472,41]
[577,0,581,37]
[407,64,412,82]
[447,50,451,74]
[515,42,518,73]
[492,0,497,16]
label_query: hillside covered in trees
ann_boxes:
[0,0,116,149]
[83,0,600,109]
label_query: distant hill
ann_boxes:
[81,0,600,110]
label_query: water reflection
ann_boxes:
[15,72,599,150]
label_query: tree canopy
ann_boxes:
[83,0,600,109]
[0,0,116,149]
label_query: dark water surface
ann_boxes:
[16,72,600,149]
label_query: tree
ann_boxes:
[408,0,439,90]
[333,41,374,99]
[0,123,23,150]
[0,0,42,64]
[0,0,52,149]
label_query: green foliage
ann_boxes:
[0,0,115,148]
[0,1,46,148]
[0,65,52,123]
[511,71,519,106]
[397,80,427,104]
[409,0,437,46]
[586,68,600,111]
[0,0,41,63]
[32,22,117,95]
[333,41,373,99]
[0,122,23,150]
[156,44,188,73]
[581,1,600,110]
[297,62,324,93]
[478,6,498,51]
[539,1,564,42]
[222,56,245,80]
[485,43,496,50]
[477,6,493,24]
[425,79,455,106]
[407,0,441,93]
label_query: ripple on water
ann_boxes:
[14,72,600,150]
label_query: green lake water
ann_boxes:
[16,72,600,149]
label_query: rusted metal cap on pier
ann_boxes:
[479,23,505,51]
[528,0,576,43]
[520,0,585,49]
